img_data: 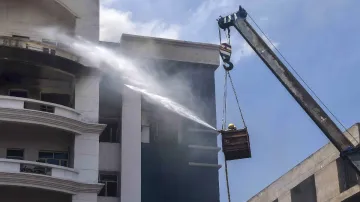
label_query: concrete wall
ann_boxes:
[56,0,100,41]
[345,123,360,146]
[73,133,100,183]
[248,123,360,202]
[75,72,101,123]
[314,160,341,202]
[0,0,76,40]
[99,142,121,171]
[121,87,142,202]
[0,123,73,162]
[120,34,219,66]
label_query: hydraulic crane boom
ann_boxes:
[218,6,360,172]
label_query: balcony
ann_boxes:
[0,36,85,75]
[0,95,104,134]
[0,36,79,62]
[0,158,102,194]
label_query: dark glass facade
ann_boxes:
[141,60,219,202]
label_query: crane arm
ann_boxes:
[218,6,360,172]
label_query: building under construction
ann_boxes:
[248,123,360,202]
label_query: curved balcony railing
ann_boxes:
[0,158,102,194]
[0,95,105,134]
[0,158,78,180]
[0,36,79,62]
[0,95,80,120]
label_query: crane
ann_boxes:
[218,6,360,173]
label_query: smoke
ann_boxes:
[36,27,215,130]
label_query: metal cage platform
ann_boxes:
[221,128,251,161]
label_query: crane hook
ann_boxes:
[220,43,234,71]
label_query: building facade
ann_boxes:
[0,0,220,202]
[248,123,360,202]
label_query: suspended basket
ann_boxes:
[221,128,251,161]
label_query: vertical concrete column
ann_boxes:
[278,191,291,202]
[314,161,341,202]
[59,0,99,42]
[73,133,100,183]
[72,193,97,202]
[121,87,142,202]
[75,72,100,123]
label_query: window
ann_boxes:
[99,120,120,143]
[8,89,28,98]
[41,93,71,107]
[38,151,68,167]
[290,175,317,202]
[98,173,118,197]
[7,149,24,160]
[337,158,360,192]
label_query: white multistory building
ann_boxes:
[0,1,221,202]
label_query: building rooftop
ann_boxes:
[100,34,220,67]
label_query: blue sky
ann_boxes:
[100,0,360,201]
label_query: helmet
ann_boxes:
[228,123,236,130]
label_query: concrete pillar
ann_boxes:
[72,193,97,202]
[278,191,291,202]
[73,133,99,183]
[58,0,99,42]
[314,161,341,202]
[121,87,141,202]
[75,73,100,123]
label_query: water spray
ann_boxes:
[36,28,216,131]
[125,84,217,131]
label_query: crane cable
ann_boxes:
[246,14,358,145]
[219,26,248,202]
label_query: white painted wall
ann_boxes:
[99,142,121,171]
[0,123,73,162]
[0,0,76,40]
[75,73,101,123]
[73,133,100,183]
[121,87,142,202]
[57,0,100,41]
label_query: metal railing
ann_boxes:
[0,36,79,62]
[0,95,81,120]
[0,158,78,180]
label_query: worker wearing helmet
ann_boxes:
[228,123,237,131]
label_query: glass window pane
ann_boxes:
[46,159,59,165]
[39,152,53,158]
[54,152,68,160]
[107,182,118,197]
[100,174,117,182]
[7,149,24,158]
[100,127,111,142]
[37,159,46,163]
[61,160,68,167]
[9,90,28,98]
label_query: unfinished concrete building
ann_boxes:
[0,0,220,202]
[248,124,360,202]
